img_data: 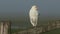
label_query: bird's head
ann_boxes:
[31,5,38,10]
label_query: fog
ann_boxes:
[0,0,60,29]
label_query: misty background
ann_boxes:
[0,0,60,29]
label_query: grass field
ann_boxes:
[11,28,60,34]
[11,29,20,34]
[11,29,26,34]
[42,28,60,34]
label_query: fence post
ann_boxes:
[0,22,4,34]
[0,20,11,34]
[56,20,60,28]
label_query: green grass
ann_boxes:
[42,28,60,34]
[11,29,21,33]
[11,28,60,34]
[11,29,26,34]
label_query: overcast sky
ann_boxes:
[0,0,60,28]
[0,0,60,19]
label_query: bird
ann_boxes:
[29,5,39,27]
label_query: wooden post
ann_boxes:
[56,20,60,28]
[4,21,11,34]
[0,22,4,34]
[0,20,11,34]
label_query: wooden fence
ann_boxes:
[0,20,60,34]
[13,20,60,34]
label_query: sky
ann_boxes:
[0,0,60,29]
[0,0,60,19]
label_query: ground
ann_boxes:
[42,28,60,34]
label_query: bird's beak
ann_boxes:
[36,7,38,10]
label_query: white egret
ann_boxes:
[29,5,39,27]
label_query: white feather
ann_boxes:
[29,5,39,26]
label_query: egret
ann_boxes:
[29,5,39,27]
[29,5,39,34]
